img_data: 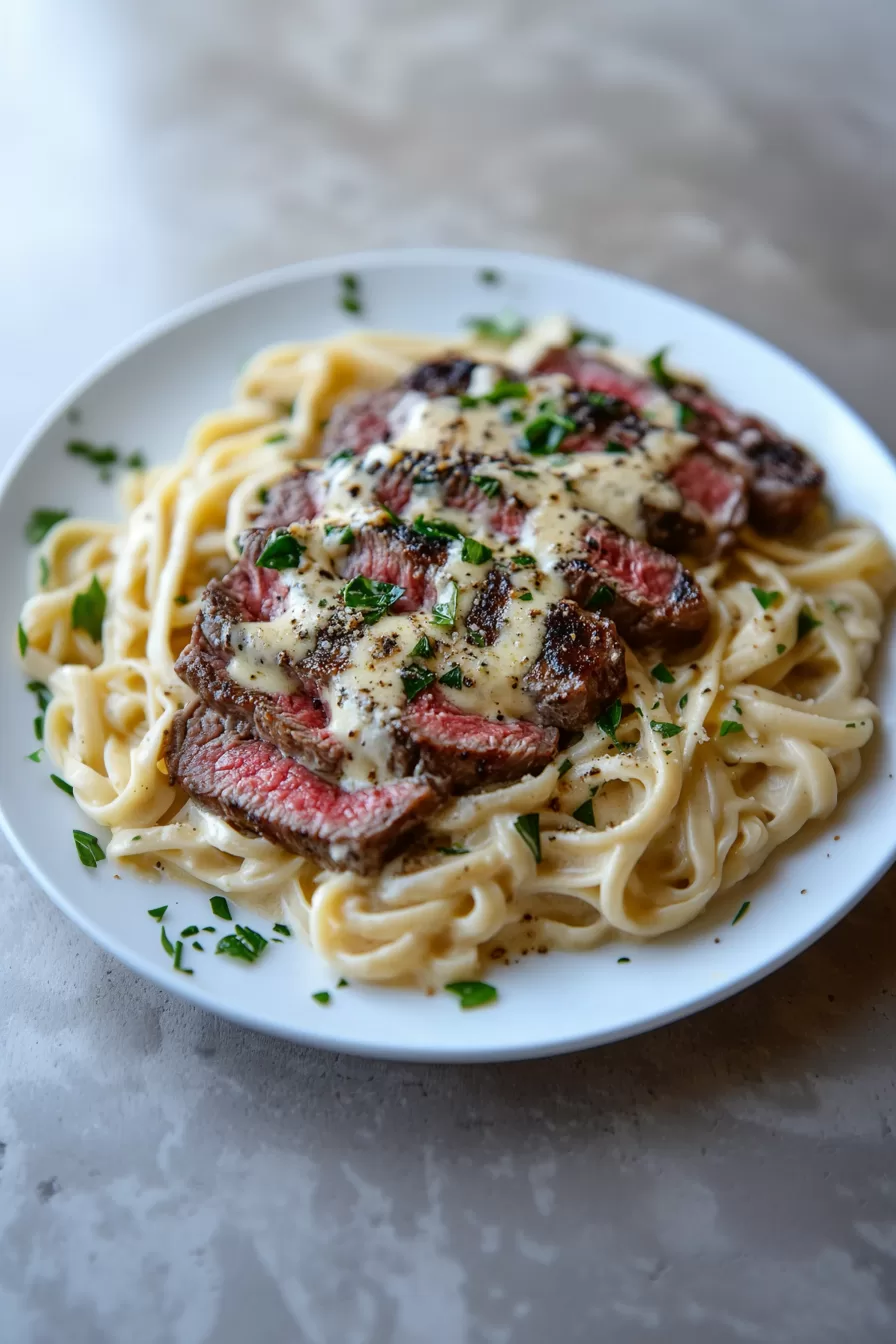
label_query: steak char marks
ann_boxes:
[166,703,442,874]
[523,601,627,730]
[532,346,823,536]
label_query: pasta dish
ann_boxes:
[18,316,893,989]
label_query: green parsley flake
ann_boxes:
[732,900,750,925]
[216,924,268,963]
[17,622,28,657]
[470,474,501,499]
[172,940,193,975]
[797,607,822,640]
[513,813,541,863]
[478,268,501,285]
[312,990,331,1005]
[26,749,43,763]
[651,662,675,684]
[465,314,526,345]
[73,830,105,867]
[26,509,69,544]
[148,905,167,922]
[509,553,536,568]
[256,530,306,571]
[776,643,786,655]
[161,926,174,957]
[210,895,232,921]
[409,635,435,659]
[650,720,683,738]
[180,925,199,938]
[586,584,615,611]
[273,923,292,937]
[437,845,469,856]
[343,574,405,625]
[751,585,781,610]
[445,980,498,1010]
[27,680,51,712]
[679,693,689,710]
[413,515,464,541]
[439,664,463,690]
[596,699,623,747]
[71,576,106,643]
[461,537,492,565]
[401,664,435,702]
[573,797,595,826]
[646,346,675,390]
[337,978,349,988]
[431,580,459,628]
[50,774,74,796]
[557,758,573,778]
[719,720,744,737]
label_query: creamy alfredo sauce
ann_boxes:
[225,368,696,787]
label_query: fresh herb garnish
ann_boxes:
[751,585,781,610]
[412,515,464,541]
[172,940,193,975]
[676,403,696,429]
[264,432,288,444]
[273,923,291,937]
[604,440,628,454]
[180,925,199,937]
[50,774,74,796]
[312,990,331,1004]
[478,268,501,285]
[148,905,167,922]
[27,680,51,712]
[557,758,573,778]
[210,895,232,921]
[776,643,786,655]
[466,314,526,345]
[26,749,43,762]
[679,693,689,710]
[520,405,577,455]
[324,523,354,546]
[512,468,537,479]
[161,926,174,957]
[470,473,501,499]
[400,664,435,702]
[34,715,44,741]
[651,662,675,684]
[461,537,493,564]
[256,530,306,570]
[719,720,744,737]
[646,346,674,390]
[71,576,106,643]
[17,622,28,657]
[73,829,105,867]
[66,439,119,480]
[337,977,349,988]
[516,590,533,601]
[342,574,405,625]
[410,635,435,659]
[431,580,458,628]
[339,273,362,315]
[573,797,595,826]
[733,699,743,715]
[514,813,541,863]
[732,900,750,925]
[173,594,188,605]
[439,664,463,690]
[26,509,69,544]
[328,448,354,465]
[586,584,615,611]
[192,941,204,952]
[597,699,623,746]
[797,607,822,640]
[508,553,536,568]
[216,924,268,963]
[650,720,683,738]
[445,980,498,1010]
[437,845,469,856]
[461,380,528,409]
[617,956,631,964]
[468,630,486,647]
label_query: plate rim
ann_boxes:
[2,244,894,1063]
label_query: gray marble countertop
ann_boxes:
[3,2,896,1340]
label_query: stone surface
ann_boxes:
[2,1,896,1340]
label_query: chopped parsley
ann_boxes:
[733,699,743,715]
[651,662,675,684]
[192,941,204,952]
[572,797,595,826]
[273,923,291,937]
[400,664,435,701]
[33,715,44,741]
[410,634,435,659]
[439,664,463,690]
[324,523,354,546]
[719,720,744,737]
[797,607,822,640]
[210,895,232,921]
[514,813,541,863]
[264,432,288,444]
[413,515,464,541]
[470,473,501,499]
[617,956,631,964]
[461,379,528,409]
[339,273,362,315]
[27,680,51,712]
[73,829,105,867]
[329,448,354,465]
[515,589,533,602]
[465,314,526,345]
[26,749,43,763]
[342,574,405,625]
[604,440,628,454]
[172,940,193,975]
[751,585,780,610]
[312,990,331,1004]
[461,537,493,565]
[161,926,174,957]
[732,900,750,925]
[67,439,143,481]
[596,698,623,747]
[508,553,536,568]
[50,774,74,796]
[650,720,683,738]
[173,594,188,605]
[180,925,199,938]
[512,468,537,480]
[26,508,69,544]
[646,345,675,390]
[776,643,786,655]
[676,403,696,429]
[557,758,573,778]
[216,924,268,963]
[520,405,577,455]
[468,630,486,647]
[437,845,469,856]
[478,268,501,285]
[337,978,349,988]
[147,905,167,922]
[17,622,28,657]
[586,584,615,611]
[71,576,106,643]
[445,980,498,1010]
[256,530,306,570]
[431,580,459,628]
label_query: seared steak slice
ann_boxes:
[166,703,441,874]
[256,468,322,529]
[400,356,482,398]
[396,690,558,791]
[523,600,627,730]
[662,450,749,555]
[342,524,447,611]
[563,517,709,647]
[373,451,528,541]
[532,346,823,533]
[465,567,514,645]
[321,387,406,459]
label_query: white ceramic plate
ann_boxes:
[1,248,894,1062]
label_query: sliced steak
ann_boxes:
[662,450,749,556]
[321,386,406,459]
[523,600,627,730]
[373,450,528,541]
[400,356,482,398]
[465,567,514,645]
[563,517,709,647]
[256,468,322,529]
[532,346,823,533]
[395,690,558,791]
[166,703,441,874]
[342,524,447,611]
